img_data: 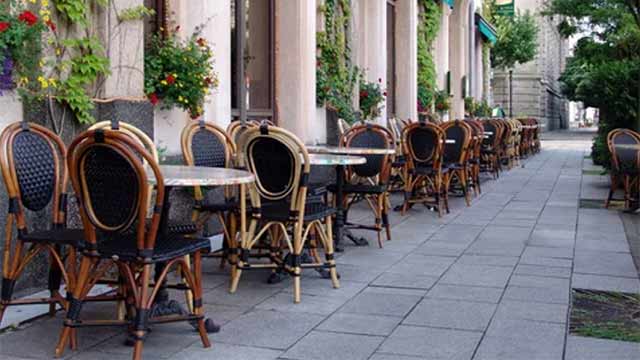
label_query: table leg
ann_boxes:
[333,165,369,249]
[150,186,219,334]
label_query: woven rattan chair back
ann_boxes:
[441,120,471,165]
[68,129,164,252]
[341,124,394,183]
[227,120,258,148]
[182,120,235,168]
[403,121,443,167]
[88,120,158,162]
[237,124,310,211]
[0,122,68,229]
[608,128,640,175]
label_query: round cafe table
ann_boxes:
[146,165,254,332]
[307,146,392,249]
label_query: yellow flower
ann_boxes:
[37,76,48,89]
[43,15,50,22]
[55,48,61,56]
[39,59,45,68]
[29,0,36,3]
[160,80,168,86]
[48,78,57,88]
[42,0,50,6]
[19,77,29,85]
[178,95,184,102]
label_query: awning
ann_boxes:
[475,13,498,45]
[443,0,454,8]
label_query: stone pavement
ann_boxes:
[1,132,639,359]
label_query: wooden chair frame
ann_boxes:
[230,125,339,303]
[340,124,395,248]
[440,120,473,207]
[0,122,76,324]
[55,129,210,360]
[606,128,640,209]
[401,121,448,216]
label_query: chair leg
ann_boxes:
[459,170,471,207]
[376,195,384,248]
[605,176,617,208]
[324,216,340,289]
[48,247,63,316]
[191,251,211,348]
[132,264,153,360]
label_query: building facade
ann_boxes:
[491,0,570,131]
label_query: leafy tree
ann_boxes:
[487,1,538,69]
[544,0,640,165]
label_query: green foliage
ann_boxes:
[145,30,218,119]
[316,0,360,123]
[118,5,155,22]
[545,0,640,166]
[55,0,87,23]
[416,0,441,112]
[359,79,385,120]
[434,89,450,113]
[490,9,538,69]
[0,1,46,91]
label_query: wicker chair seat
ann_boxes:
[96,232,210,262]
[413,165,449,176]
[260,200,336,222]
[19,228,85,246]
[328,183,388,195]
[199,198,240,212]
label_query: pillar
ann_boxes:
[435,2,452,121]
[449,0,469,119]
[395,0,418,123]
[275,0,317,142]
[357,0,387,124]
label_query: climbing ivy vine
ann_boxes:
[417,0,441,113]
[316,0,360,123]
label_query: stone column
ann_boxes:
[275,0,317,142]
[435,2,452,121]
[357,0,387,124]
[448,0,469,119]
[395,0,418,123]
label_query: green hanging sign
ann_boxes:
[496,0,515,17]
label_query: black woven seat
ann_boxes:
[260,200,336,222]
[96,232,210,263]
[199,198,240,212]
[19,228,85,246]
[328,183,387,194]
[413,165,449,176]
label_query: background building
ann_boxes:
[491,0,570,131]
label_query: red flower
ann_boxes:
[18,10,38,26]
[383,91,388,97]
[360,90,369,98]
[46,20,56,32]
[148,93,159,105]
[196,37,206,47]
[204,77,212,86]
[166,74,176,84]
[0,22,9,33]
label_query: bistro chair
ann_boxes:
[401,121,448,216]
[0,121,83,325]
[230,124,339,303]
[55,129,211,359]
[338,123,394,248]
[388,117,406,192]
[606,128,640,209]
[227,120,258,147]
[337,118,352,138]
[481,119,502,178]
[441,120,473,206]
[464,119,485,195]
[181,120,237,249]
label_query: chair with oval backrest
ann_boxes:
[481,119,502,179]
[227,120,258,148]
[606,128,640,209]
[401,121,448,216]
[441,120,473,207]
[464,119,485,195]
[0,121,84,327]
[181,120,238,263]
[55,129,211,360]
[338,123,395,248]
[230,124,339,303]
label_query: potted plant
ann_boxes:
[144,26,219,120]
[359,79,385,121]
[0,1,46,93]
[434,90,451,120]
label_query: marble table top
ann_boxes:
[308,153,366,166]
[614,144,640,150]
[307,145,396,155]
[148,165,255,187]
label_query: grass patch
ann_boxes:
[582,169,607,176]
[571,289,640,342]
